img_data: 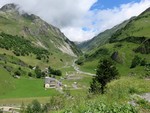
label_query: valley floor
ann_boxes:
[0,60,150,113]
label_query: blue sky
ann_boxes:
[91,0,141,10]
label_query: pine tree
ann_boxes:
[90,59,119,94]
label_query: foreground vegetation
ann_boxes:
[15,76,150,113]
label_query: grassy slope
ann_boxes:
[111,11,150,41]
[70,11,150,112]
[81,41,149,75]
[54,76,150,113]
[79,10,150,76]
[0,69,14,96]
[0,9,78,68]
[77,18,131,52]
[0,9,82,55]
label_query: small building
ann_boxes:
[44,77,62,89]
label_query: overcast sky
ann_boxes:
[0,0,150,42]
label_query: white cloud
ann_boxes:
[0,0,150,42]
[91,0,150,33]
[61,27,95,41]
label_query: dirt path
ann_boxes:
[72,60,95,76]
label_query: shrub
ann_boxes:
[75,57,84,65]
[48,96,65,110]
[54,70,62,76]
[63,101,137,113]
[140,58,146,66]
[32,100,41,113]
[48,66,62,76]
[26,100,42,113]
[35,66,42,78]
[29,65,33,69]
[14,70,21,76]
[130,55,141,68]
[36,55,42,60]
[28,72,32,77]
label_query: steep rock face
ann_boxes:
[0,3,18,11]
[0,3,82,57]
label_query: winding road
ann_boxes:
[72,60,95,76]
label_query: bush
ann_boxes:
[54,70,62,76]
[75,57,84,65]
[25,97,65,112]
[28,72,32,77]
[140,58,146,66]
[26,100,42,113]
[63,101,137,113]
[48,96,65,110]
[35,66,42,78]
[36,55,42,60]
[32,100,41,113]
[29,65,33,69]
[130,55,141,68]
[48,66,62,76]
[14,70,21,76]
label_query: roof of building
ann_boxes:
[44,77,62,85]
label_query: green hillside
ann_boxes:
[110,9,150,42]
[0,4,82,58]
[0,4,82,100]
[77,18,133,52]
[77,8,150,77]
[0,3,82,81]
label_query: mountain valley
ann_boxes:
[0,3,150,113]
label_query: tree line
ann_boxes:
[0,32,49,60]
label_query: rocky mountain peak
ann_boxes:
[0,3,19,12]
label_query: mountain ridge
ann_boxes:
[77,17,134,52]
[76,7,150,76]
[0,3,82,57]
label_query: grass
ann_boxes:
[50,76,150,113]
[0,69,14,97]
[80,41,150,77]
[0,77,59,99]
[0,97,50,105]
[62,74,92,88]
[80,60,98,74]
[1,64,150,112]
[106,76,150,103]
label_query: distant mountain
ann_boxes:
[109,8,150,42]
[77,7,150,76]
[77,18,132,52]
[0,3,82,57]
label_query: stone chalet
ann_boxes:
[44,77,62,89]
